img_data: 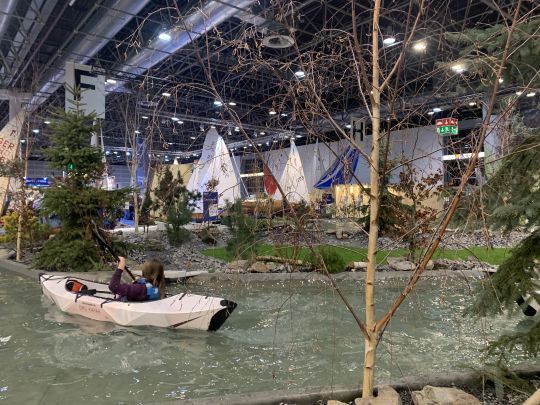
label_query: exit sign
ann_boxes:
[436,118,458,136]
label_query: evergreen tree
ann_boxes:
[34,108,129,271]
[468,127,540,358]
[152,166,199,246]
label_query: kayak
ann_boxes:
[131,269,208,281]
[39,273,237,331]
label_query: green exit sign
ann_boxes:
[437,125,458,135]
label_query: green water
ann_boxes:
[0,272,526,404]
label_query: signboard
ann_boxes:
[65,62,105,118]
[351,117,367,143]
[202,192,218,222]
[24,177,50,188]
[0,111,24,214]
[436,118,458,136]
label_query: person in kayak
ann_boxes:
[109,256,165,301]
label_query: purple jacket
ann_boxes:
[109,268,147,301]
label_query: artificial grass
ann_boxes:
[201,244,511,266]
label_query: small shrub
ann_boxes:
[0,210,50,248]
[223,199,259,260]
[310,246,346,273]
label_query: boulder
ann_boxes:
[426,260,434,270]
[0,249,16,260]
[327,400,349,405]
[387,257,416,271]
[411,386,481,405]
[227,260,249,271]
[198,228,219,245]
[248,261,268,273]
[336,229,344,239]
[355,385,401,405]
[342,219,363,236]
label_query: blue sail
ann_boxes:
[313,146,360,189]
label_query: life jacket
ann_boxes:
[136,277,160,300]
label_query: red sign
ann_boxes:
[436,118,458,127]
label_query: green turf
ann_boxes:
[201,244,511,266]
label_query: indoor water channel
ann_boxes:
[0,272,528,404]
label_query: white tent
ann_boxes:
[268,141,309,203]
[310,140,326,190]
[186,128,242,213]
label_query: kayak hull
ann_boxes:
[39,274,236,331]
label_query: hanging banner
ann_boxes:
[65,62,105,118]
[202,192,219,222]
[0,111,25,214]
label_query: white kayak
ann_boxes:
[39,273,236,331]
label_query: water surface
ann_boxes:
[0,272,525,404]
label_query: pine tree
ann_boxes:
[34,108,129,271]
[468,126,540,358]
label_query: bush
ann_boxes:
[0,210,50,248]
[310,246,346,273]
[223,200,259,260]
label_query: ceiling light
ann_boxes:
[273,140,277,143]
[20,139,25,143]
[383,37,396,45]
[432,107,442,113]
[260,132,265,135]
[171,116,180,121]
[345,124,352,129]
[105,150,110,155]
[257,143,262,146]
[210,125,216,128]
[44,120,51,124]
[281,113,288,117]
[296,135,302,138]
[234,126,240,132]
[162,92,171,97]
[498,78,504,84]
[427,111,435,115]
[243,146,247,149]
[126,151,131,156]
[106,79,117,84]
[141,116,149,119]
[213,100,223,107]
[468,102,476,106]
[515,91,523,96]
[190,136,196,140]
[266,142,269,146]
[158,32,172,41]
[177,120,184,124]
[526,92,536,97]
[294,70,305,79]
[228,101,237,106]
[451,63,465,73]
[412,41,426,51]
[269,110,277,115]
[134,130,141,134]
[32,129,39,134]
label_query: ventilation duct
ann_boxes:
[27,0,153,111]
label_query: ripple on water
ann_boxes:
[0,272,527,404]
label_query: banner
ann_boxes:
[202,192,219,222]
[0,111,25,214]
[65,62,105,118]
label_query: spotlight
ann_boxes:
[213,100,223,107]
[383,37,396,45]
[294,70,305,79]
[412,41,426,51]
[526,92,536,97]
[432,107,442,113]
[106,79,117,84]
[158,32,172,41]
[162,92,171,97]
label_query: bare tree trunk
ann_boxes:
[16,134,29,262]
[363,0,381,397]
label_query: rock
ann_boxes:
[387,257,416,271]
[411,386,481,405]
[0,249,16,260]
[426,260,434,270]
[327,400,349,405]
[227,260,249,271]
[114,230,123,236]
[248,261,268,273]
[355,385,401,405]
[198,228,219,245]
[342,219,362,236]
[266,262,280,272]
[336,229,343,239]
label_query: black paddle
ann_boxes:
[91,220,137,281]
